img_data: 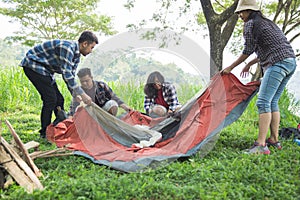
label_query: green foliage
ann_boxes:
[81,49,205,87]
[0,67,72,112]
[278,89,300,127]
[227,0,300,56]
[0,39,27,67]
[1,68,300,199]
[108,80,145,112]
[0,0,115,46]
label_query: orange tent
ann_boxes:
[47,73,260,172]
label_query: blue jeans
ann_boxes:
[256,58,296,114]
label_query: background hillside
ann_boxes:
[80,47,207,87]
[0,39,206,90]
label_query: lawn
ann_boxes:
[1,67,300,199]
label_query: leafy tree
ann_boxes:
[125,0,300,78]
[0,0,115,46]
[199,0,239,76]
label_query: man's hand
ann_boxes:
[75,95,82,102]
[80,93,92,105]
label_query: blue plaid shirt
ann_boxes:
[144,82,181,113]
[242,19,295,70]
[19,40,84,95]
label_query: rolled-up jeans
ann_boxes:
[256,58,296,114]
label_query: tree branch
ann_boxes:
[221,14,238,47]
[218,0,239,25]
[289,31,300,43]
[285,21,300,35]
[199,0,216,25]
[273,0,284,22]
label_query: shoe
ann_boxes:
[39,130,46,139]
[266,138,282,150]
[244,142,271,155]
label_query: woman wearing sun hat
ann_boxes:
[222,0,296,154]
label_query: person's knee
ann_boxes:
[270,102,279,113]
[108,106,118,116]
[256,101,271,114]
[152,105,167,117]
[103,100,118,116]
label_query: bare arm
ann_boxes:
[119,103,132,112]
[222,54,250,74]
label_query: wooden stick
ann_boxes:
[31,153,73,159]
[24,141,40,151]
[0,137,43,190]
[0,144,36,193]
[5,120,42,178]
[29,148,73,160]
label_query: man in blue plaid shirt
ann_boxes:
[19,31,98,138]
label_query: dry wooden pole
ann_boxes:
[0,137,44,190]
[29,148,73,160]
[4,120,43,178]
[0,144,36,193]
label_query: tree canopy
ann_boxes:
[125,0,300,77]
[0,0,115,46]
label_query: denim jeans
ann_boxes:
[23,67,64,135]
[256,58,296,114]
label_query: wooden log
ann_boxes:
[0,137,44,190]
[4,175,14,189]
[0,145,36,193]
[5,120,43,178]
[24,141,40,151]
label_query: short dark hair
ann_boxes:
[77,68,92,78]
[78,31,98,44]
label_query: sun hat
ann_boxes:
[235,0,260,13]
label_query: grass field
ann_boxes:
[0,67,300,199]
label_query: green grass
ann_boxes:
[1,67,300,199]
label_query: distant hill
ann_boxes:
[79,48,208,87]
[0,39,27,67]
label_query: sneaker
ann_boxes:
[244,142,271,155]
[266,138,282,150]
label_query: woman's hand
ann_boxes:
[221,66,234,75]
[240,64,251,78]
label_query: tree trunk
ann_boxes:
[200,0,239,78]
[209,25,223,77]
